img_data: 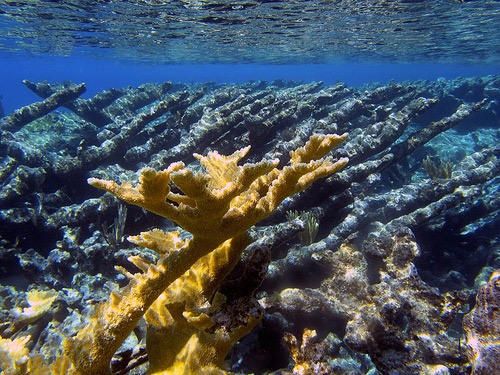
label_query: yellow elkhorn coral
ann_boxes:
[88,133,348,240]
[59,133,348,375]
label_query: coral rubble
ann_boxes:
[0,75,499,374]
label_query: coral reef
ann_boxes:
[0,75,499,374]
[282,328,331,375]
[67,133,346,375]
[0,289,58,374]
[0,83,86,133]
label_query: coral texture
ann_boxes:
[282,328,331,375]
[261,229,470,374]
[463,269,500,375]
[0,83,86,133]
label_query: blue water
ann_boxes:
[2,0,500,113]
[1,56,499,114]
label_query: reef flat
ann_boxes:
[0,76,499,374]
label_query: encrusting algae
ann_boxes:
[0,133,348,375]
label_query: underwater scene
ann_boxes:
[1,1,500,375]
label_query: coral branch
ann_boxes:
[65,133,348,374]
[89,133,348,240]
[0,83,86,132]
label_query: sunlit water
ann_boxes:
[1,0,500,111]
